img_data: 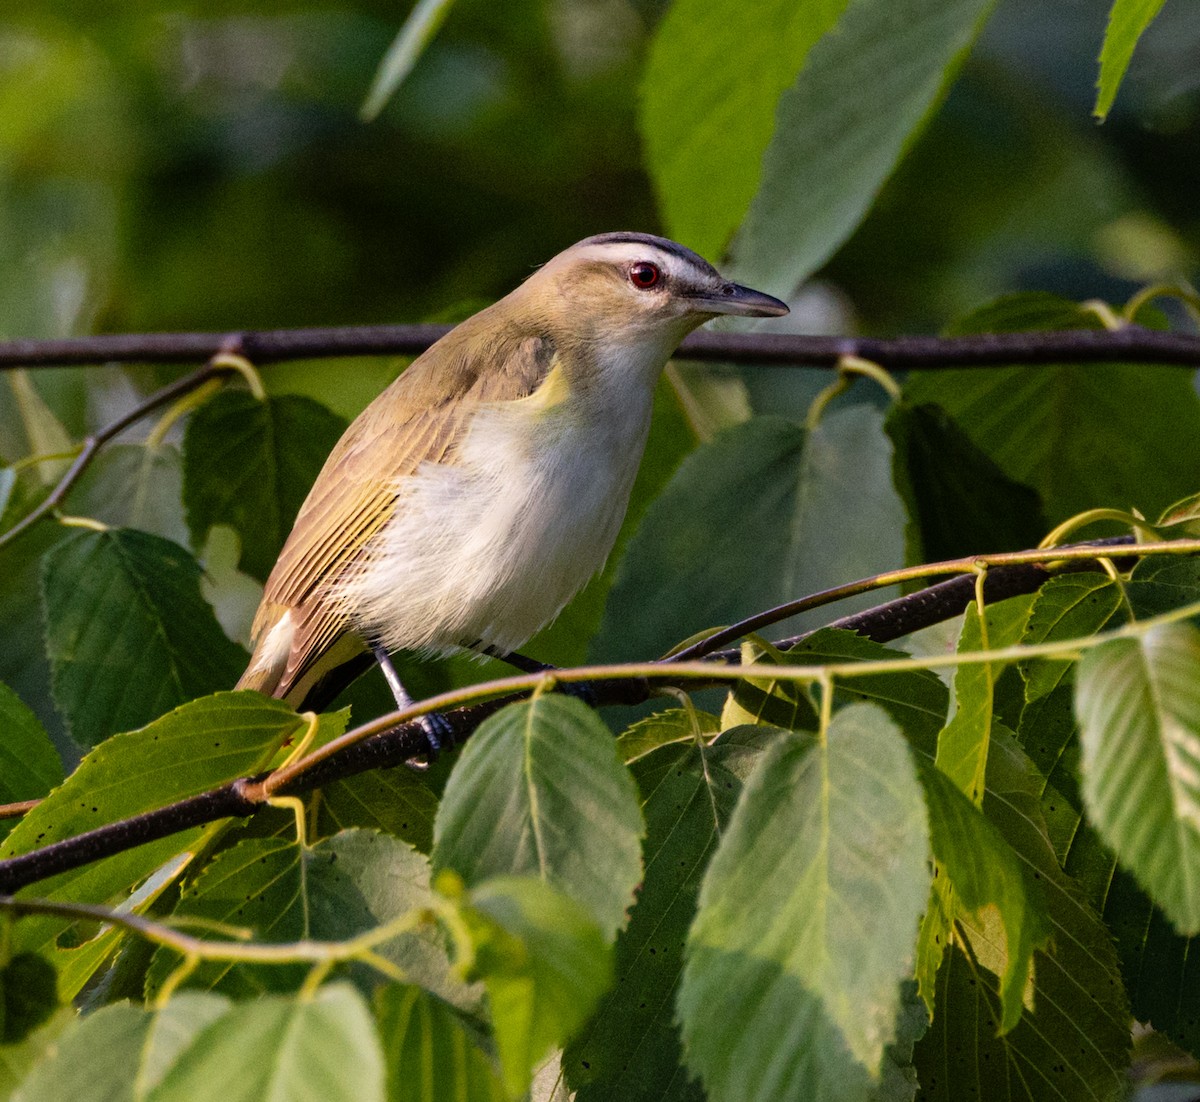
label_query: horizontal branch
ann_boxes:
[0,541,1139,896]
[3,324,1200,370]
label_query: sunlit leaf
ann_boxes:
[935,603,994,804]
[729,0,997,295]
[455,875,612,1099]
[361,0,460,122]
[678,704,930,1102]
[433,696,643,941]
[0,683,62,843]
[640,0,850,260]
[317,769,439,853]
[1076,622,1200,933]
[148,984,384,1102]
[41,528,246,746]
[1095,0,1167,119]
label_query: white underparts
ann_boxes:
[332,356,658,657]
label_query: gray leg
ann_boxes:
[371,643,453,767]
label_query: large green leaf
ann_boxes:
[913,731,1130,1101]
[592,409,905,662]
[182,390,347,583]
[456,876,612,1099]
[639,0,850,260]
[147,830,451,1001]
[1095,0,1167,119]
[729,0,996,294]
[678,704,930,1102]
[374,985,504,1102]
[8,994,231,1102]
[148,984,384,1102]
[317,770,439,853]
[0,693,300,996]
[885,402,1044,566]
[565,726,779,1102]
[0,684,62,843]
[906,296,1200,524]
[1076,623,1200,933]
[41,528,246,747]
[433,696,643,941]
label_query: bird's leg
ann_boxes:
[371,643,454,769]
[483,647,598,708]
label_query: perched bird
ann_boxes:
[236,232,788,730]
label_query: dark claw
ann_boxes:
[560,680,599,708]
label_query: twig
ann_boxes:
[0,360,236,551]
[2,324,1200,371]
[0,539,1148,895]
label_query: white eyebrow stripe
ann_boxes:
[572,241,716,284]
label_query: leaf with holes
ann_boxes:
[41,528,246,747]
[182,390,347,582]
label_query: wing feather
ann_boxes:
[241,324,556,703]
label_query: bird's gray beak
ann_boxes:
[688,282,790,318]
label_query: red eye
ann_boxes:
[629,262,661,289]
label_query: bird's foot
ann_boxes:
[404,710,456,772]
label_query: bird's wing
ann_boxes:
[245,328,556,700]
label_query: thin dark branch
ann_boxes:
[0,542,1135,895]
[0,361,233,551]
[2,324,1199,371]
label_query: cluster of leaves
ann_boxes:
[3,1,1200,1101]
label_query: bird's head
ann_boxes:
[519,231,789,352]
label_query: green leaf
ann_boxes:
[729,0,997,294]
[885,402,1045,566]
[41,528,247,747]
[361,0,459,121]
[8,1002,150,1102]
[720,639,820,733]
[66,444,188,548]
[906,297,1200,524]
[614,707,720,764]
[456,875,612,1099]
[919,764,1048,1032]
[1129,554,1200,619]
[374,985,505,1102]
[565,726,779,1101]
[785,629,950,759]
[1019,573,1123,704]
[317,770,439,853]
[182,390,347,583]
[593,410,905,662]
[913,730,1131,1101]
[433,696,644,941]
[1095,0,1167,119]
[935,603,994,804]
[678,704,930,1102]
[0,693,300,996]
[148,830,451,1000]
[147,984,384,1102]
[0,683,62,842]
[1076,622,1200,933]
[0,955,57,1045]
[640,0,850,260]
[0,1007,73,1100]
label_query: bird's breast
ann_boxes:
[336,378,655,655]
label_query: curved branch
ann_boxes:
[0,541,1140,896]
[2,324,1199,371]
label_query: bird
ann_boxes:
[235,231,788,742]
